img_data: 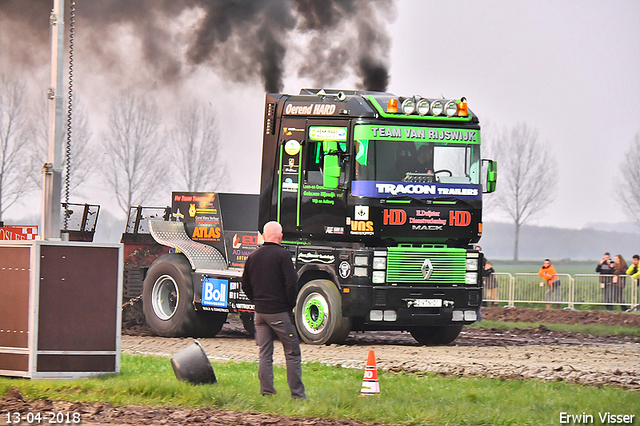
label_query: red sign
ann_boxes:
[383,209,407,225]
[0,225,38,240]
[449,211,471,226]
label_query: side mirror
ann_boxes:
[482,159,497,193]
[322,141,341,188]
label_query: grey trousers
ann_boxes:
[545,281,561,303]
[254,311,306,399]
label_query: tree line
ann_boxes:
[1,75,639,260]
[0,75,228,222]
[485,123,640,260]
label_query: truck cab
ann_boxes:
[259,89,496,344]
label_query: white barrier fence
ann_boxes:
[572,274,637,310]
[482,272,513,306]
[483,273,639,311]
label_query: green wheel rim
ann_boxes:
[304,298,326,329]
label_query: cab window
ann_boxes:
[305,141,347,186]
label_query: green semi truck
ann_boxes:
[137,89,497,345]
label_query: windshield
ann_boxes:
[354,139,480,184]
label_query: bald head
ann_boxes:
[262,221,283,244]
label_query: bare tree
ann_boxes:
[169,103,228,192]
[102,94,166,215]
[489,123,558,260]
[619,132,640,228]
[0,76,38,221]
[31,98,96,197]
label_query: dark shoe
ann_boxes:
[292,395,309,400]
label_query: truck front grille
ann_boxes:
[386,247,466,284]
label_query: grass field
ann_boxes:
[1,354,638,426]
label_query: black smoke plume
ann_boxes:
[0,0,395,92]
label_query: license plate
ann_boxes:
[413,298,442,308]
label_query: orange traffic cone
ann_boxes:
[359,350,380,396]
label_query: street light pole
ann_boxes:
[42,0,65,240]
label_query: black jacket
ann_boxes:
[241,242,298,314]
[482,267,497,289]
[596,260,615,275]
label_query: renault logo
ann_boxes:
[421,259,433,280]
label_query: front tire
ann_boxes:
[193,311,228,338]
[142,253,199,337]
[410,325,463,345]
[295,279,351,345]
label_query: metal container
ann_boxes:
[171,340,216,384]
[0,240,122,379]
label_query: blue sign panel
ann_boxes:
[202,277,229,308]
[351,181,482,200]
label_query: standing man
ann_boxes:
[482,260,498,307]
[627,254,640,281]
[538,259,560,309]
[596,252,616,311]
[241,221,307,399]
[627,255,640,309]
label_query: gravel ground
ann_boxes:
[119,305,640,389]
[122,314,640,391]
[2,308,637,426]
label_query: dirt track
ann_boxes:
[120,306,640,390]
[122,320,640,390]
[2,308,638,426]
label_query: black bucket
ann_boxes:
[171,340,217,384]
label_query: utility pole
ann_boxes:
[42,0,65,240]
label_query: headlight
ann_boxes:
[416,99,430,116]
[466,258,478,271]
[464,310,477,321]
[465,272,478,285]
[430,100,443,116]
[354,256,368,266]
[401,98,416,115]
[383,310,397,321]
[354,267,368,277]
[445,100,458,117]
[372,271,386,283]
[372,257,386,270]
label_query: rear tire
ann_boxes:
[142,254,199,337]
[295,279,351,345]
[410,325,463,345]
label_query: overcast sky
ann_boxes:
[385,1,640,229]
[211,0,640,230]
[3,0,639,231]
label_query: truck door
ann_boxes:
[297,120,349,238]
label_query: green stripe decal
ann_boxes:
[296,149,302,226]
[277,144,283,222]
